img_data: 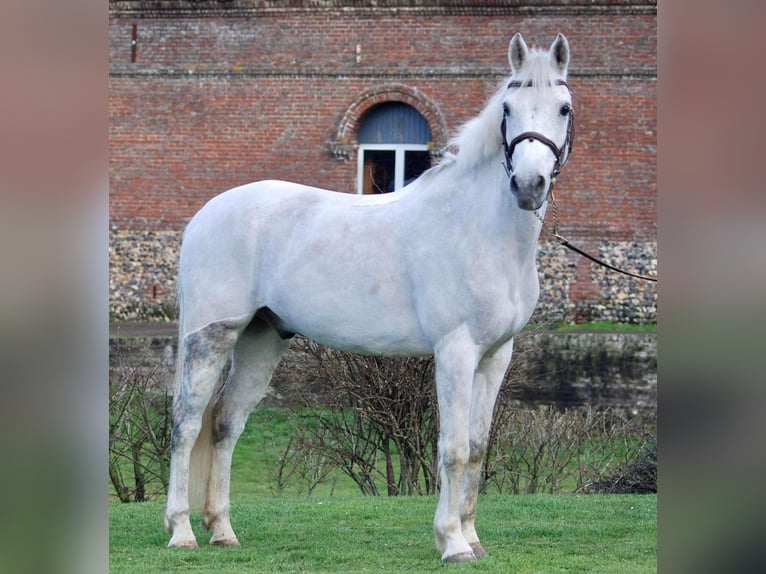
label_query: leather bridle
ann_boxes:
[500,79,575,183]
[500,79,657,283]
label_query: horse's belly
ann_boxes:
[264,265,432,356]
[297,323,433,357]
[277,298,432,356]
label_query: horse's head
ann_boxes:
[501,33,574,211]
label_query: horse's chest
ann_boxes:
[473,292,536,343]
[417,262,539,348]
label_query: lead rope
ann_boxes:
[536,192,658,283]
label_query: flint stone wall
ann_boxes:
[109,230,656,324]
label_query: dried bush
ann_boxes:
[286,334,656,497]
[260,429,337,497]
[585,433,656,494]
[289,339,439,496]
[108,343,173,502]
[106,331,655,500]
[483,404,652,494]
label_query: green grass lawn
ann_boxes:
[111,407,656,571]
[110,386,655,571]
[110,493,655,573]
[545,321,657,333]
[229,406,364,498]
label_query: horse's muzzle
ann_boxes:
[510,173,548,211]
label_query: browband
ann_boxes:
[507,79,569,89]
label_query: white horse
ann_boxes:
[165,33,574,563]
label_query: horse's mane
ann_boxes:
[438,47,565,172]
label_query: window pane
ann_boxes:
[358,103,432,144]
[404,150,431,186]
[363,149,396,194]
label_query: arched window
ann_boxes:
[357,102,432,194]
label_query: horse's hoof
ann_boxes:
[470,542,488,559]
[442,551,477,563]
[210,537,240,547]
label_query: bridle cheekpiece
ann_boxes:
[500,79,575,187]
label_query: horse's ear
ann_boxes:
[550,33,570,74]
[508,33,528,73]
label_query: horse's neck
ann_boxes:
[508,196,545,266]
[432,153,544,268]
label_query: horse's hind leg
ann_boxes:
[165,321,241,548]
[459,338,515,559]
[203,320,291,546]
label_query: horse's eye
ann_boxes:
[560,104,572,117]
[502,103,510,116]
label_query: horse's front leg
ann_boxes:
[433,328,480,563]
[460,338,515,559]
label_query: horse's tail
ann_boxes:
[188,396,216,510]
[172,277,218,512]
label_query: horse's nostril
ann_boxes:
[510,175,518,192]
[537,175,546,190]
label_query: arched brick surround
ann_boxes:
[329,84,448,160]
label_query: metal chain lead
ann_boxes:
[533,189,558,236]
[550,189,560,237]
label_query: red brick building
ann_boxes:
[109,0,656,323]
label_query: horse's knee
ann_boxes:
[468,439,488,464]
[440,441,470,472]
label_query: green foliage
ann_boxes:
[109,494,656,573]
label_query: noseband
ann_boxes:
[500,79,575,183]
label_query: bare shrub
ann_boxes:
[289,339,438,496]
[294,431,337,497]
[260,425,338,497]
[283,331,656,497]
[107,331,655,500]
[108,343,172,502]
[484,404,652,494]
[585,433,656,494]
[260,435,301,496]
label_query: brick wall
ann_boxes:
[109,0,656,323]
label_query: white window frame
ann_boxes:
[356,143,430,194]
